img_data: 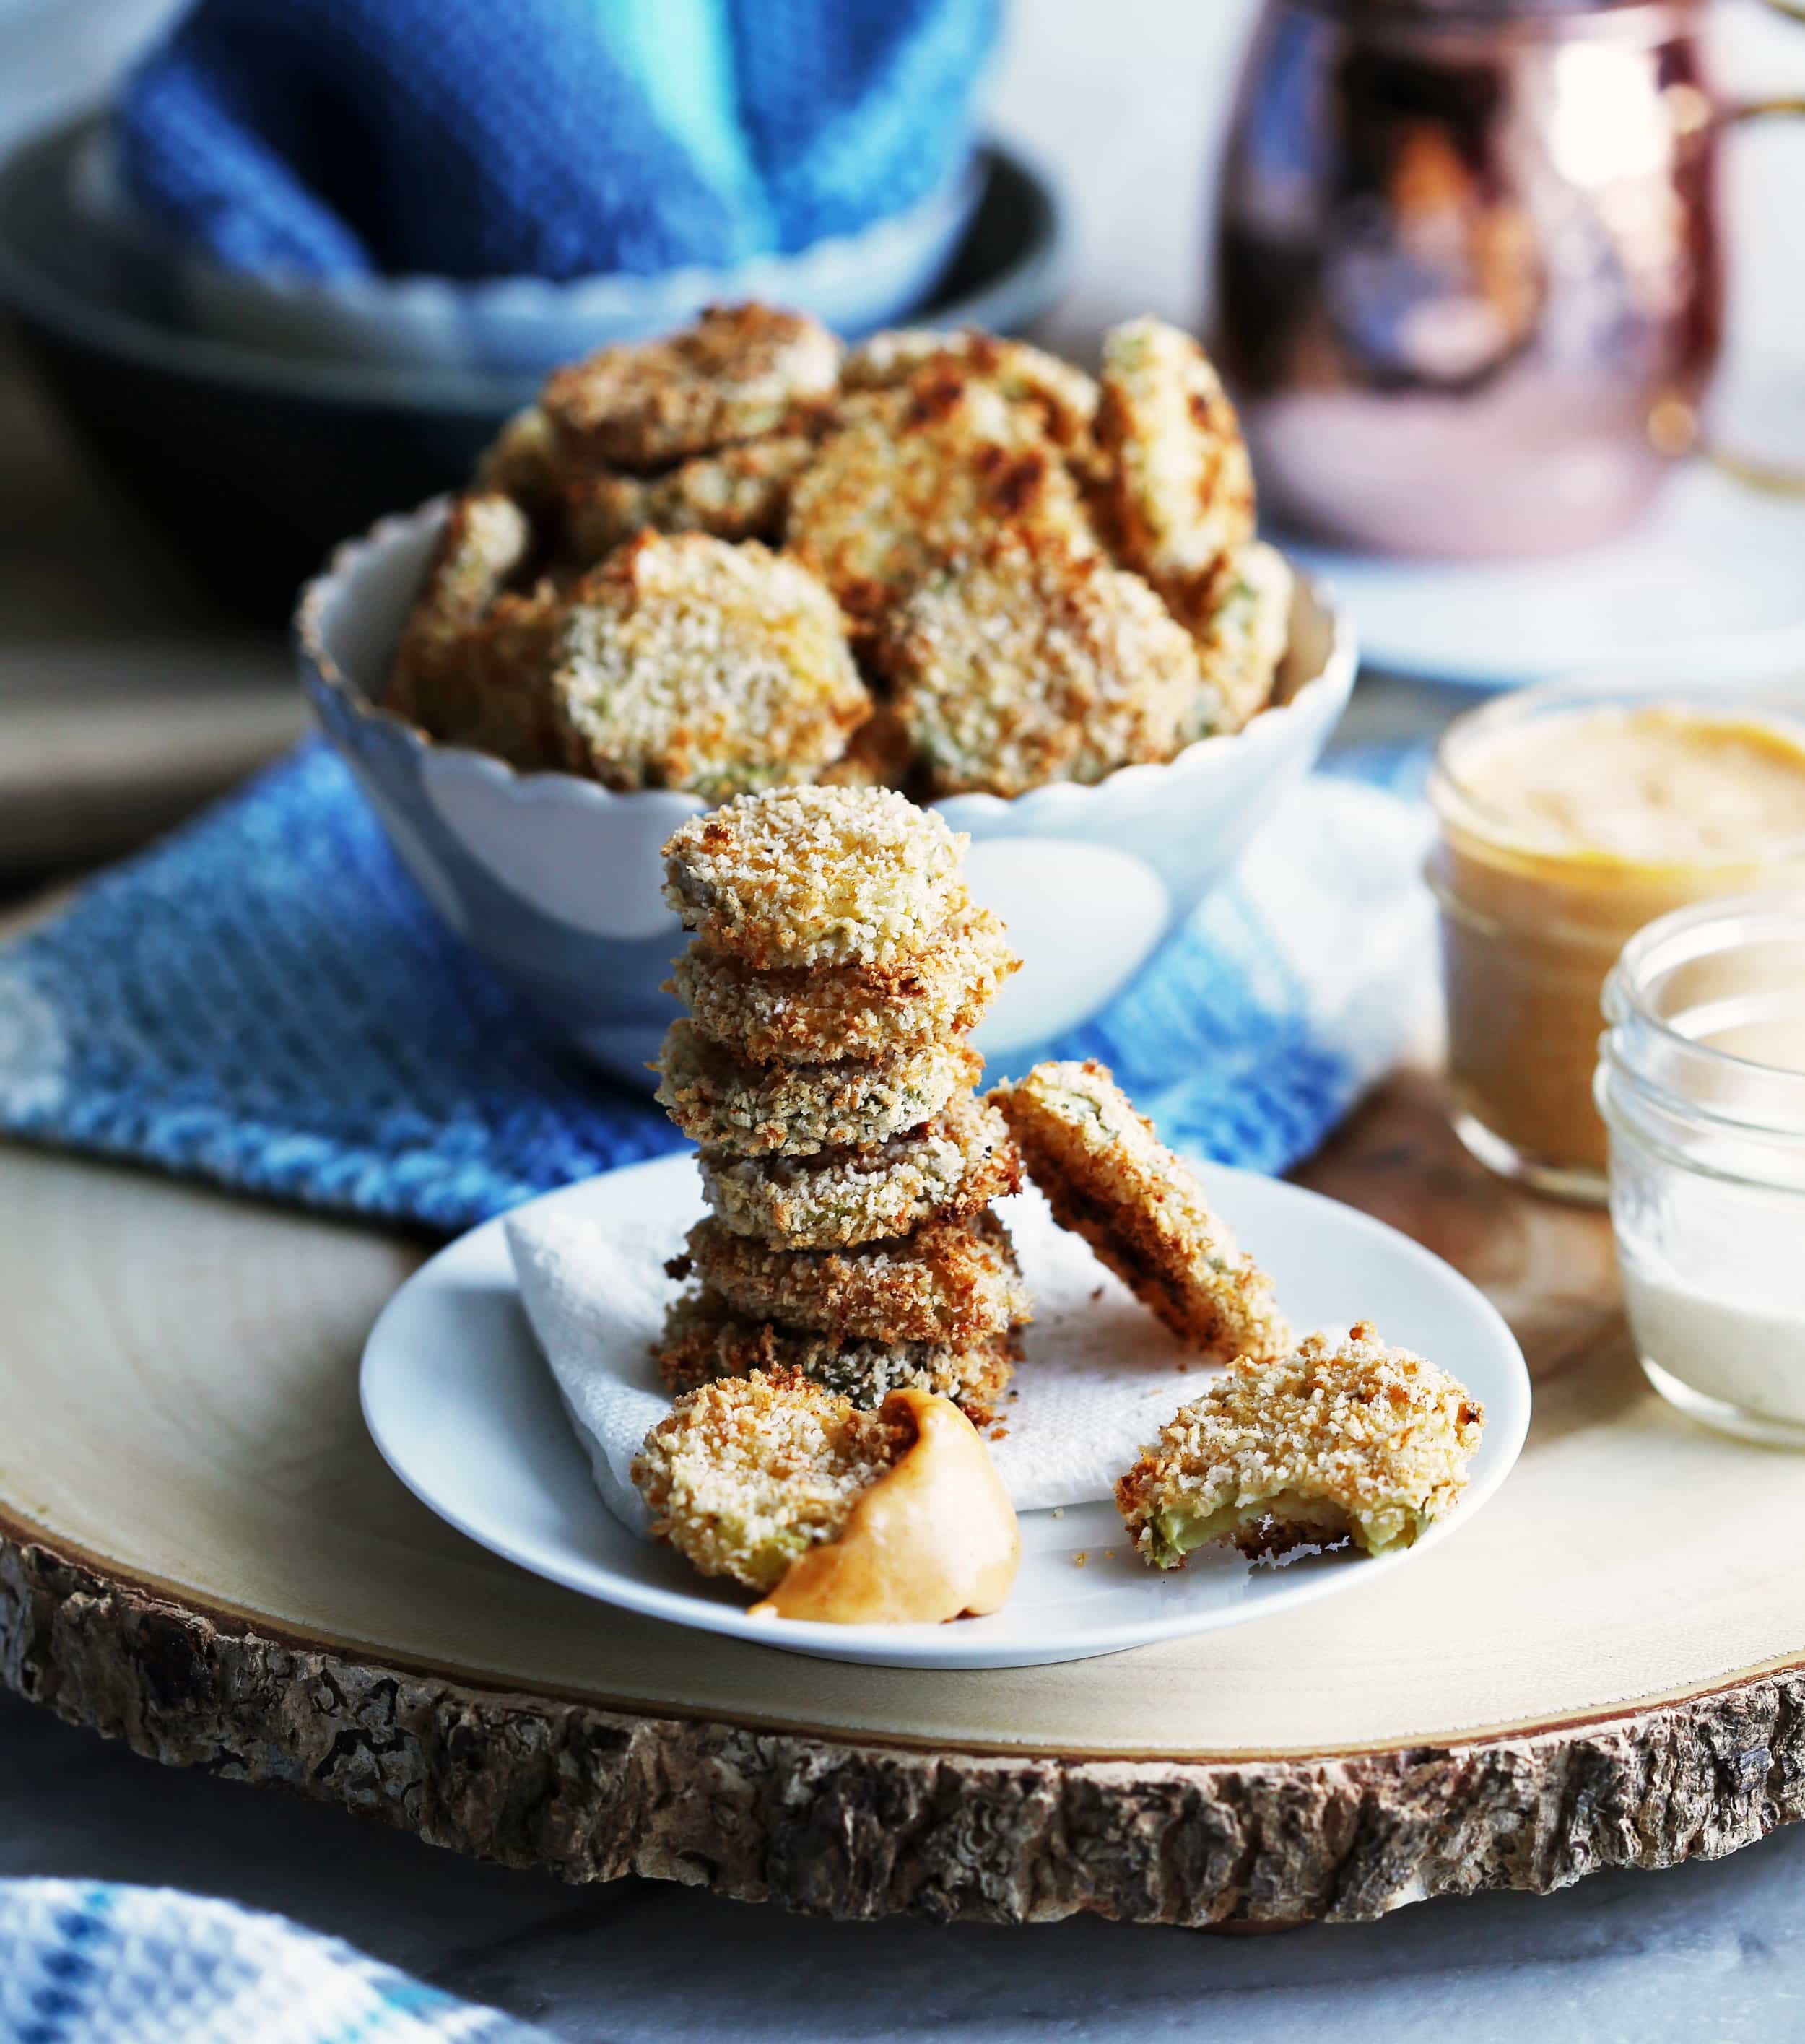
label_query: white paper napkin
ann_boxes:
[507,1187,1223,1531]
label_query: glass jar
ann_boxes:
[1427,677,1805,1202]
[1596,894,1805,1444]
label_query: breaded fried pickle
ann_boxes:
[668,902,1018,1065]
[551,535,866,797]
[841,329,1099,449]
[563,435,814,561]
[1096,317,1256,606]
[788,368,1097,631]
[992,1059,1288,1364]
[880,534,1204,796]
[1115,1323,1485,1565]
[684,1209,1030,1345]
[387,492,564,769]
[655,1020,980,1156]
[699,1092,1022,1248]
[543,304,840,471]
[661,785,967,971]
[631,1368,908,1591]
[1186,540,1295,738]
[655,1289,1017,1422]
[474,405,562,516]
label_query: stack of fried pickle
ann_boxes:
[651,782,1031,1427]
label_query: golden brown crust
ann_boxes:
[661,785,968,971]
[697,1092,1022,1248]
[653,1289,1017,1425]
[549,535,866,798]
[1182,540,1294,738]
[1114,1322,1486,1567]
[786,366,1098,634]
[563,436,815,561]
[878,533,1204,796]
[666,904,1019,1066]
[542,304,842,473]
[1095,318,1256,619]
[840,329,1099,450]
[386,492,564,769]
[991,1058,1289,1365]
[684,1209,1030,1346]
[630,1367,908,1591]
[654,1020,981,1157]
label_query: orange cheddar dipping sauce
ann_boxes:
[750,1389,1019,1625]
[1429,697,1805,1198]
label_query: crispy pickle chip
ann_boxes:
[1115,1323,1485,1565]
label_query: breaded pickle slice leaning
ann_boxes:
[991,1058,1289,1365]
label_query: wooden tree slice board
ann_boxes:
[4,1069,1804,1926]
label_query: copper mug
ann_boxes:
[1215,0,1805,557]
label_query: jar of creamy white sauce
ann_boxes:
[1596,894,1805,1446]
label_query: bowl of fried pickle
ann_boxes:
[298,304,1356,1085]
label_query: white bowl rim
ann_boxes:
[296,495,1359,830]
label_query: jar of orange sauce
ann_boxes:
[1427,679,1805,1202]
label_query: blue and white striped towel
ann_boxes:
[0,1882,539,2044]
[0,742,1433,1237]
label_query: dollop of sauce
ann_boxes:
[749,1390,1020,1625]
[1432,704,1805,1187]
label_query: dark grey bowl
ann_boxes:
[0,116,1066,614]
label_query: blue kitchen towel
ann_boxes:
[0,1881,541,2044]
[113,0,999,279]
[0,742,1434,1238]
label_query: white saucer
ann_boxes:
[1288,463,1805,690]
[360,1154,1530,1670]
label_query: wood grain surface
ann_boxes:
[4,1071,1804,1923]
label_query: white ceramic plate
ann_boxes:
[362,1155,1530,1670]
[1288,463,1805,690]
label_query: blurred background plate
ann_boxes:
[0,116,1067,613]
[1287,458,1805,691]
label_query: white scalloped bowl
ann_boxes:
[297,500,1357,1086]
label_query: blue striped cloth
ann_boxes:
[0,741,1433,1238]
[0,1882,539,2043]
[113,0,999,279]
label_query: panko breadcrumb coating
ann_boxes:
[542,304,841,472]
[1185,540,1295,738]
[1096,317,1256,611]
[698,1091,1022,1248]
[655,1288,1017,1422]
[841,329,1099,449]
[1115,1322,1485,1565]
[655,1020,981,1156]
[661,785,967,971]
[387,492,564,770]
[992,1059,1288,1364]
[879,534,1204,796]
[631,1367,908,1591]
[474,405,562,516]
[550,535,867,798]
[563,435,814,561]
[668,903,1018,1065]
[683,1209,1030,1345]
[787,368,1097,632]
